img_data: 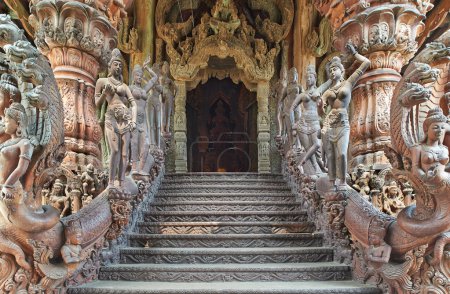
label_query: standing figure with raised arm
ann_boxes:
[129,58,158,174]
[290,65,331,174]
[95,49,137,189]
[148,76,163,148]
[281,67,301,148]
[276,67,288,139]
[160,61,177,135]
[322,44,370,190]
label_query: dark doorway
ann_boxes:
[187,78,257,172]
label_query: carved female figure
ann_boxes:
[411,108,449,184]
[129,60,158,174]
[280,67,300,148]
[159,61,177,135]
[290,65,330,173]
[95,49,137,189]
[0,102,34,270]
[322,44,370,189]
[148,83,162,147]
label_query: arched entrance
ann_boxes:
[186,78,257,172]
[155,0,294,173]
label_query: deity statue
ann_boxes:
[280,67,301,148]
[159,61,177,135]
[148,81,162,148]
[49,179,70,217]
[210,0,241,36]
[367,226,392,264]
[322,44,370,190]
[290,65,330,174]
[129,59,158,174]
[0,74,21,141]
[95,48,137,189]
[276,67,288,139]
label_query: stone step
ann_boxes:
[69,280,381,294]
[98,262,350,282]
[154,194,295,202]
[156,192,294,197]
[128,233,323,248]
[143,211,308,223]
[161,181,289,188]
[119,247,333,264]
[147,201,301,212]
[159,185,291,193]
[137,221,315,235]
[163,173,284,181]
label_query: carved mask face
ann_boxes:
[427,122,446,142]
[4,113,18,135]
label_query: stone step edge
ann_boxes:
[69,280,380,294]
[101,262,347,272]
[143,211,307,216]
[119,246,333,254]
[137,221,313,226]
[149,201,298,205]
[128,233,323,239]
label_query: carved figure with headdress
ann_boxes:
[95,48,137,189]
[129,59,158,175]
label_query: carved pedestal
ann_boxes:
[30,0,117,169]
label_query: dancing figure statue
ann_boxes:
[278,67,300,148]
[95,49,137,189]
[322,44,370,189]
[276,67,288,138]
[148,80,163,147]
[129,59,158,174]
[160,61,177,135]
[290,65,330,174]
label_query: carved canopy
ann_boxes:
[155,0,294,91]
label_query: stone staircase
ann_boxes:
[69,173,380,294]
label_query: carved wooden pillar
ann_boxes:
[257,81,271,173]
[130,0,156,68]
[174,80,187,173]
[315,1,428,167]
[293,0,317,84]
[30,0,117,170]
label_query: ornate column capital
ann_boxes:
[30,0,118,77]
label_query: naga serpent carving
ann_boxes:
[344,41,450,261]
[0,15,113,291]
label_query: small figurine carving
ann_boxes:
[159,61,177,135]
[80,164,98,198]
[61,220,82,265]
[322,44,370,190]
[290,65,330,174]
[382,181,405,216]
[367,227,392,264]
[276,67,288,139]
[351,164,371,197]
[49,179,70,217]
[130,59,158,174]
[95,49,137,189]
